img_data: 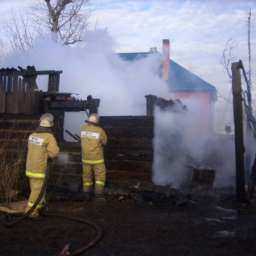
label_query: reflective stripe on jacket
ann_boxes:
[26,171,45,179]
[26,132,60,175]
[82,159,104,164]
[80,123,107,162]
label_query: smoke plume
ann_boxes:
[3,30,169,113]
[3,30,246,188]
[153,100,236,188]
[3,30,170,136]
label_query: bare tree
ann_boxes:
[0,38,6,63]
[3,0,89,52]
[221,38,237,80]
[35,0,89,45]
[4,12,36,52]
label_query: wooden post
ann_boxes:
[145,95,157,116]
[231,61,246,202]
[0,79,5,113]
[48,73,60,93]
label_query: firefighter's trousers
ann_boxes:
[26,178,46,216]
[82,163,106,194]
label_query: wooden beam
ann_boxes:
[231,61,246,202]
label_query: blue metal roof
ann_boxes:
[117,52,152,61]
[118,52,217,96]
[168,60,216,93]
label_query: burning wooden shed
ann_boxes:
[0,66,99,140]
[0,66,187,193]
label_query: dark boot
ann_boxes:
[94,193,106,203]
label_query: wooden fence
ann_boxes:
[0,72,41,114]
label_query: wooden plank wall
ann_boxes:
[0,79,5,113]
[0,73,40,114]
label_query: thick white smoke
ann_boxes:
[3,30,169,114]
[3,30,247,188]
[153,101,236,188]
[3,30,170,135]
[153,108,189,187]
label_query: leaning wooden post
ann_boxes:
[231,61,246,202]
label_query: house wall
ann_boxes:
[171,91,214,135]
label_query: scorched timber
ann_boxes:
[0,115,154,188]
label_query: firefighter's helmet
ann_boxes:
[88,113,99,124]
[40,113,54,128]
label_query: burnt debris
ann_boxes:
[0,66,100,140]
[145,94,187,116]
[0,65,190,194]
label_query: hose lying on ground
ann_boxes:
[3,167,51,228]
[1,167,103,256]
[44,212,103,256]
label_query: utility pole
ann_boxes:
[244,10,253,196]
[232,61,246,202]
[247,9,252,111]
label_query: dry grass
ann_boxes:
[0,142,25,204]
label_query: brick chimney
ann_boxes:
[162,39,170,81]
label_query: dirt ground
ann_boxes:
[0,190,256,256]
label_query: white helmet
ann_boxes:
[88,113,99,124]
[40,113,54,127]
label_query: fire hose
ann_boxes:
[2,166,103,256]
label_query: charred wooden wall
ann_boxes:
[49,116,154,191]
[0,115,154,191]
[0,74,41,115]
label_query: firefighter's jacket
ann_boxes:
[26,131,59,179]
[81,122,107,164]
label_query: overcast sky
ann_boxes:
[88,1,256,89]
[0,0,256,112]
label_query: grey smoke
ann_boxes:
[3,30,250,188]
[153,101,237,188]
[3,30,170,136]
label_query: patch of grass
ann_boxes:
[0,142,26,204]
